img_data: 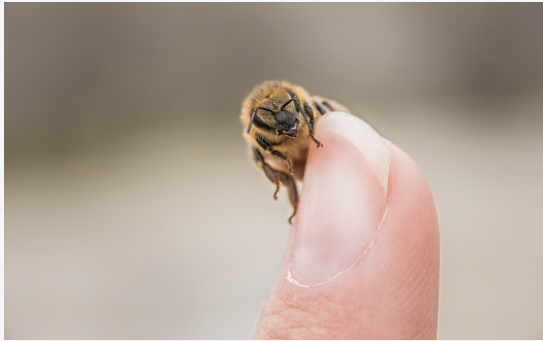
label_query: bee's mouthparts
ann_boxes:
[281,121,298,137]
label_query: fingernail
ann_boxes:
[289,111,390,286]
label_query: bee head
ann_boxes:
[276,110,299,137]
[246,100,300,137]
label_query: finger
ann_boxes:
[254,112,440,339]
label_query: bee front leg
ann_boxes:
[253,147,299,224]
[253,147,280,200]
[277,171,299,224]
[286,89,323,148]
[254,134,294,174]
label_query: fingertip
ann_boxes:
[383,138,439,235]
[255,114,440,339]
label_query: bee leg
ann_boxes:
[321,100,336,111]
[277,171,298,224]
[253,147,280,200]
[272,150,294,174]
[287,89,323,148]
[254,134,294,174]
[313,100,328,115]
[308,133,323,148]
[264,164,281,200]
[302,100,324,148]
[303,100,315,128]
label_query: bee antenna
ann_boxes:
[246,107,258,134]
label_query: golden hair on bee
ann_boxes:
[240,80,349,223]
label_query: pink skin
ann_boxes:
[253,115,440,339]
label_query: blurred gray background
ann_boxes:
[5,3,543,339]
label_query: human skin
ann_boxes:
[253,112,440,339]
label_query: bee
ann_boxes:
[241,80,349,223]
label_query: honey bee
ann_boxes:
[240,80,349,223]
